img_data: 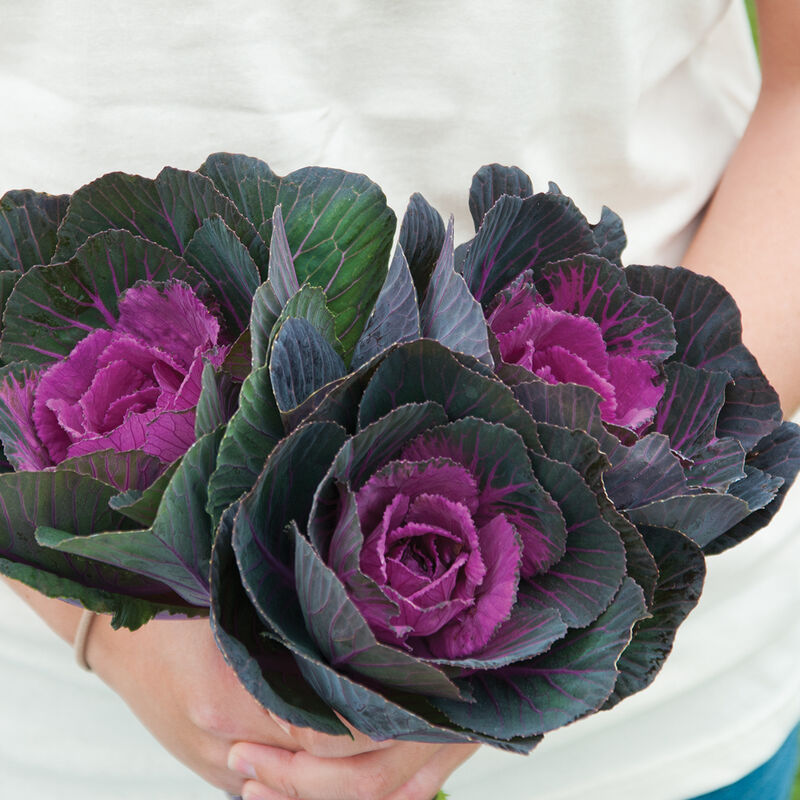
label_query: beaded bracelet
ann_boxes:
[74,609,97,671]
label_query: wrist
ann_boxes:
[0,575,85,644]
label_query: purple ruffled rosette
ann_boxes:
[413,164,800,558]
[487,278,665,429]
[15,282,225,468]
[207,339,651,749]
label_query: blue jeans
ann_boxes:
[690,723,800,800]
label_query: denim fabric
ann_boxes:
[690,724,800,800]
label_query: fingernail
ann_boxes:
[242,785,271,800]
[227,751,257,780]
[267,710,292,736]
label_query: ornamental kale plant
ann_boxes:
[0,155,397,626]
[209,338,651,748]
[0,156,797,750]
[429,164,800,557]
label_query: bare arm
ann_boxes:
[1,575,388,794]
[683,0,800,413]
[4,574,85,643]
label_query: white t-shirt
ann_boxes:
[3,2,798,798]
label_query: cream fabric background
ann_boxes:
[2,1,798,798]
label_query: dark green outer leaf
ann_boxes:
[250,281,282,369]
[36,525,211,609]
[468,164,534,232]
[268,285,341,359]
[202,156,397,361]
[53,168,268,270]
[308,480,400,631]
[293,530,463,700]
[602,433,692,510]
[532,419,658,605]
[625,265,745,373]
[206,364,284,524]
[357,339,544,455]
[450,348,497,380]
[351,244,420,370]
[650,363,731,459]
[222,328,252,381]
[269,318,346,413]
[298,357,381,434]
[428,601,567,671]
[183,215,261,334]
[290,646,479,744]
[148,427,224,598]
[433,578,647,738]
[604,505,659,607]
[604,527,705,709]
[267,205,301,307]
[716,372,783,450]
[419,218,493,366]
[533,423,608,491]
[460,192,597,305]
[0,470,179,608]
[727,465,783,510]
[0,555,197,630]
[109,461,180,527]
[590,206,627,265]
[625,493,750,549]
[511,379,622,460]
[233,422,348,603]
[522,453,625,627]
[36,428,225,607]
[625,264,782,449]
[0,189,69,272]
[705,420,800,554]
[195,361,240,438]
[281,378,354,433]
[276,168,396,360]
[210,501,350,735]
[685,438,747,491]
[398,192,445,298]
[198,153,280,244]
[333,402,448,490]
[1,230,208,366]
[272,553,502,745]
[0,270,20,330]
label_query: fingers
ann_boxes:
[228,740,449,800]
[271,713,394,758]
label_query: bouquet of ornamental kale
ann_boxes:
[1,156,798,750]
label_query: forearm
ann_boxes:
[683,2,800,413]
[1,574,85,646]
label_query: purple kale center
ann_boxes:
[28,282,225,469]
[353,457,521,660]
[488,281,663,429]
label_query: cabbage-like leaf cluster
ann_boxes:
[0,158,797,748]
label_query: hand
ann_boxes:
[86,613,328,795]
[228,723,479,800]
[6,575,423,795]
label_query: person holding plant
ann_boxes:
[2,1,800,799]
